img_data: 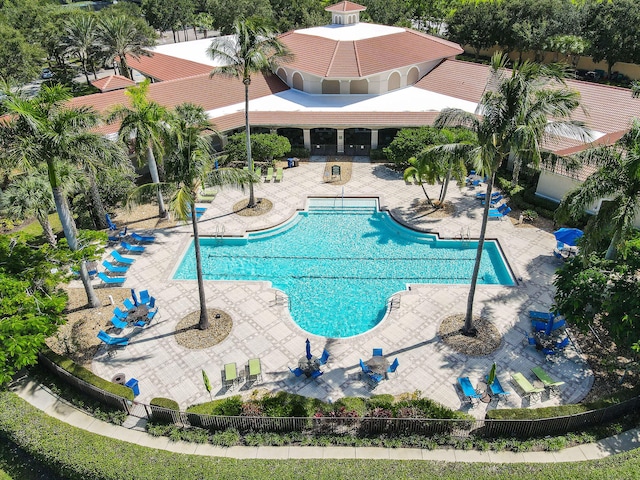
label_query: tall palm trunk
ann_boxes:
[244,79,256,208]
[88,172,108,229]
[418,177,433,206]
[463,174,495,336]
[49,161,101,308]
[439,165,452,204]
[36,211,57,247]
[191,202,210,330]
[605,225,621,260]
[146,146,167,217]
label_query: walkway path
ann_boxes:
[9,375,640,463]
[78,159,591,418]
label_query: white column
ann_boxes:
[303,129,311,150]
[371,130,379,150]
[337,129,344,153]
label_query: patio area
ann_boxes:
[89,157,593,418]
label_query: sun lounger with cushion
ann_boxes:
[102,260,129,275]
[222,362,239,388]
[247,358,262,382]
[531,366,564,396]
[275,168,283,182]
[110,250,135,265]
[265,167,274,182]
[131,232,156,243]
[486,375,511,399]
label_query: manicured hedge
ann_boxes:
[3,392,640,479]
[39,349,134,401]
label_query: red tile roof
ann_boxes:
[325,1,366,12]
[279,29,463,78]
[91,75,136,92]
[125,51,211,81]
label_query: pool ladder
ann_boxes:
[388,294,401,312]
[213,224,225,239]
[459,227,470,246]
[271,292,288,307]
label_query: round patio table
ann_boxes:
[127,304,149,322]
[476,381,491,403]
[365,356,389,376]
[298,356,320,377]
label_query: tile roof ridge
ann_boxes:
[403,29,463,51]
[353,41,362,77]
[326,41,341,77]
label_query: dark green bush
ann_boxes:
[369,149,387,161]
[187,395,243,416]
[150,397,179,410]
[334,397,367,416]
[287,147,310,158]
[366,394,394,410]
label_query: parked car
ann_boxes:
[41,68,53,79]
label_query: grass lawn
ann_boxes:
[14,213,62,237]
[2,392,640,480]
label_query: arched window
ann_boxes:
[276,68,287,84]
[322,79,340,94]
[292,72,304,91]
[350,79,368,94]
[387,72,401,91]
[407,67,419,85]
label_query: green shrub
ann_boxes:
[186,395,243,416]
[333,397,367,416]
[486,404,589,420]
[150,397,179,410]
[210,428,240,447]
[287,147,310,158]
[39,349,134,401]
[366,394,394,411]
[260,392,323,417]
[369,149,387,161]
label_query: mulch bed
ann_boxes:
[233,198,273,217]
[439,314,502,356]
[174,309,233,349]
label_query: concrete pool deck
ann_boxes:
[89,158,592,418]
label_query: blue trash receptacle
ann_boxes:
[125,378,140,397]
[287,158,293,168]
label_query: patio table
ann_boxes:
[365,356,389,376]
[298,356,320,377]
[127,304,149,322]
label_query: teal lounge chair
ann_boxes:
[120,241,145,253]
[102,260,129,275]
[131,232,156,243]
[97,329,128,346]
[110,316,128,331]
[98,272,126,286]
[457,376,482,403]
[110,250,135,265]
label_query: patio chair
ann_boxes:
[511,372,544,402]
[123,298,135,311]
[368,372,384,384]
[387,358,399,375]
[102,260,129,275]
[148,296,156,309]
[97,329,129,347]
[310,369,323,379]
[105,213,118,231]
[475,191,501,200]
[485,375,511,400]
[246,358,262,382]
[372,348,383,357]
[146,309,158,322]
[97,272,126,286]
[222,362,239,388]
[265,167,274,182]
[556,337,571,350]
[275,168,283,182]
[138,290,151,305]
[359,359,371,374]
[457,376,482,403]
[120,241,145,254]
[110,250,135,265]
[481,194,503,206]
[531,320,549,332]
[254,167,262,178]
[113,306,129,320]
[131,232,156,243]
[318,349,330,365]
[289,366,304,377]
[110,316,128,331]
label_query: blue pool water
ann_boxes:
[173,198,514,338]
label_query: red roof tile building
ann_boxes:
[72,1,640,203]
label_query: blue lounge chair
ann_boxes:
[310,369,323,379]
[98,272,126,286]
[102,260,129,275]
[482,194,503,206]
[476,191,501,200]
[388,358,399,374]
[138,290,151,305]
[488,206,511,219]
[457,376,482,403]
[110,316,128,330]
[318,349,330,365]
[97,329,128,346]
[110,250,135,265]
[113,307,129,320]
[289,366,304,377]
[105,213,118,231]
[131,232,156,243]
[120,241,145,253]
[373,348,383,357]
[123,298,135,311]
[485,375,511,399]
[556,337,570,350]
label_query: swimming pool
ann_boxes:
[173,198,514,338]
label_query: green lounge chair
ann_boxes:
[254,167,262,178]
[265,167,274,182]
[275,168,283,182]
[223,362,238,389]
[531,367,565,396]
[247,358,262,382]
[511,372,544,402]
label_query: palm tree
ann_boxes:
[434,53,590,335]
[403,155,438,207]
[64,14,98,85]
[0,85,107,307]
[1,174,58,246]
[96,14,156,80]
[557,120,640,261]
[160,103,253,330]
[207,17,291,208]
[106,79,169,218]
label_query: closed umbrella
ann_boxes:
[553,228,583,247]
[305,338,312,360]
[131,288,138,306]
